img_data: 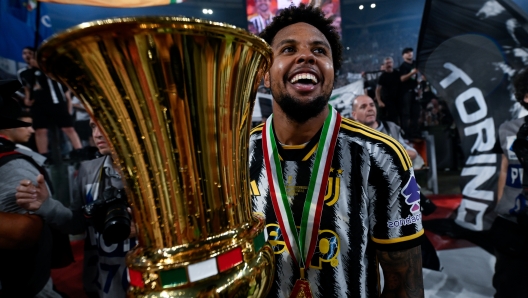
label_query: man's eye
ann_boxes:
[282,47,294,53]
[314,48,326,54]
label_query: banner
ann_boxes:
[38,0,183,7]
[0,0,53,64]
[328,79,364,119]
[416,0,528,230]
[246,0,342,36]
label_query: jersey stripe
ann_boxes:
[342,118,411,167]
[250,123,264,135]
[348,119,412,167]
[341,120,411,170]
[371,229,424,244]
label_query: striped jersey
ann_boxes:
[249,117,423,298]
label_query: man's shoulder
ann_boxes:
[499,117,524,135]
[384,120,401,130]
[79,156,106,174]
[249,123,264,138]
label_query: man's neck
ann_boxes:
[271,107,329,145]
[0,132,13,142]
[369,121,379,130]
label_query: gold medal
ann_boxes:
[289,268,313,298]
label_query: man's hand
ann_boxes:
[377,98,386,108]
[377,246,424,298]
[15,174,50,211]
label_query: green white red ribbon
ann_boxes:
[262,105,341,268]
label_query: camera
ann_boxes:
[83,186,131,244]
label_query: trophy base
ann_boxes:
[128,243,274,297]
[126,214,274,297]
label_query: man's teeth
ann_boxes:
[290,73,318,84]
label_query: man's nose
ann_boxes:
[295,49,316,64]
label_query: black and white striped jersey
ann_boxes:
[249,117,423,298]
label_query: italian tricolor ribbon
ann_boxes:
[262,105,341,268]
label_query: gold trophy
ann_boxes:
[37,17,274,297]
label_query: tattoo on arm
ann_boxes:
[377,246,424,298]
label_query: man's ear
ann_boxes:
[264,72,270,88]
[523,93,528,104]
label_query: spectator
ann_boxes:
[21,55,83,162]
[0,80,71,297]
[399,47,421,139]
[352,94,417,161]
[492,67,528,298]
[16,116,137,298]
[376,56,401,124]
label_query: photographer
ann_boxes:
[16,117,136,298]
[493,67,528,298]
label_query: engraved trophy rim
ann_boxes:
[37,16,272,79]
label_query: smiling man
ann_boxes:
[249,5,424,298]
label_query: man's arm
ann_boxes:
[0,211,43,249]
[377,246,424,298]
[400,68,418,82]
[23,86,34,107]
[497,154,508,202]
[375,85,385,108]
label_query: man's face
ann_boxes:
[22,49,34,64]
[352,95,377,127]
[384,59,393,72]
[264,22,334,123]
[403,51,414,62]
[11,117,34,143]
[255,0,271,13]
[90,119,111,155]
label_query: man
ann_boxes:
[376,57,401,124]
[16,117,137,298]
[21,55,83,160]
[0,80,69,297]
[249,0,275,34]
[399,47,420,139]
[352,94,417,161]
[17,46,36,110]
[250,5,424,297]
[492,67,528,298]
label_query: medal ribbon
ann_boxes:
[262,105,341,268]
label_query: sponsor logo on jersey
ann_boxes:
[402,175,420,213]
[387,214,422,229]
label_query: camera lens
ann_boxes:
[102,202,131,244]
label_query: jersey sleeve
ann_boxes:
[368,140,424,251]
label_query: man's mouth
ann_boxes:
[289,73,318,85]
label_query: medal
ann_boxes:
[289,268,314,298]
[262,106,341,298]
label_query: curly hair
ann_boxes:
[513,68,528,110]
[259,4,343,77]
